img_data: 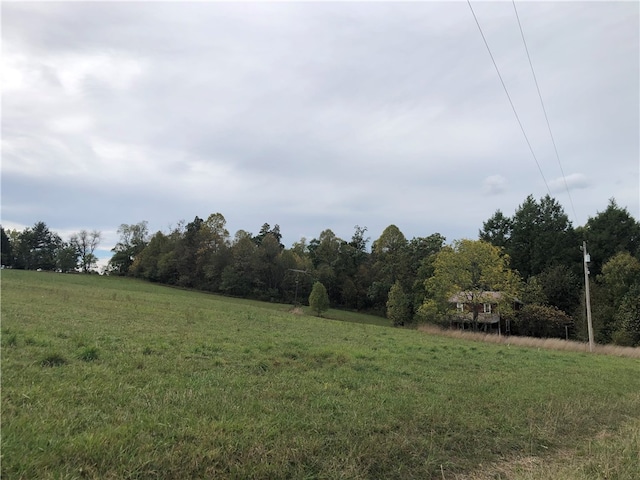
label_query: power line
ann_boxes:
[512,0,579,225]
[467,0,552,197]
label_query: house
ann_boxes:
[448,291,521,335]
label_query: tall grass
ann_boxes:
[417,324,640,358]
[2,270,639,479]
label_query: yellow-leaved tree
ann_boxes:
[419,239,521,330]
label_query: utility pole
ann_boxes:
[582,241,594,352]
[288,269,309,307]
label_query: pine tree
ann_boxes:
[309,281,330,317]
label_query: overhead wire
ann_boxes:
[466,0,552,197]
[511,0,579,224]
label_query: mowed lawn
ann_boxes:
[2,270,639,479]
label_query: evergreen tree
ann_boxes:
[386,280,411,326]
[581,198,640,276]
[308,281,330,317]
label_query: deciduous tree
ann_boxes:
[423,239,521,330]
[71,229,102,273]
[109,221,149,275]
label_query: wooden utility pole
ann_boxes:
[583,241,594,352]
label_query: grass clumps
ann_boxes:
[40,353,68,367]
[77,346,99,362]
[2,270,639,479]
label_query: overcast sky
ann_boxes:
[2,1,639,264]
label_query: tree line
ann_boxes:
[2,195,639,345]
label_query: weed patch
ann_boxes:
[77,346,99,362]
[40,353,68,367]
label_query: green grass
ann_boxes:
[2,270,639,479]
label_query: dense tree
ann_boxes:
[56,243,79,272]
[369,225,409,311]
[255,233,284,298]
[479,209,512,249]
[15,222,62,270]
[612,283,640,346]
[520,276,546,306]
[197,213,231,291]
[482,195,579,281]
[409,233,446,312]
[220,232,258,296]
[514,304,573,339]
[71,229,102,273]
[253,223,283,248]
[421,239,521,330]
[509,195,578,279]
[1,227,12,266]
[130,231,179,283]
[580,198,640,276]
[109,221,149,275]
[386,280,411,326]
[308,229,344,303]
[308,281,330,317]
[582,252,640,343]
[535,265,581,315]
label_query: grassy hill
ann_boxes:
[2,270,639,479]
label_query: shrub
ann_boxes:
[514,304,573,339]
[309,281,330,317]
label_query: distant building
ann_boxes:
[448,291,521,335]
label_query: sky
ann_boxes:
[2,1,639,267]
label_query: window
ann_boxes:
[483,303,492,314]
[456,303,464,313]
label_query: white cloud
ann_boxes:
[1,1,638,248]
[549,173,590,193]
[483,175,508,195]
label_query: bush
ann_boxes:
[514,304,573,339]
[309,281,330,317]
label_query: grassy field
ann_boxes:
[2,270,639,479]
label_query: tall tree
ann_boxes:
[580,198,640,276]
[535,265,581,315]
[56,243,79,272]
[1,226,12,266]
[508,195,578,279]
[131,231,179,283]
[409,233,446,310]
[386,280,411,326]
[109,221,149,275]
[422,239,521,330]
[479,209,512,249]
[369,225,409,310]
[16,222,62,270]
[71,229,102,273]
[220,231,258,297]
[577,252,640,344]
[612,283,640,346]
[198,213,231,291]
